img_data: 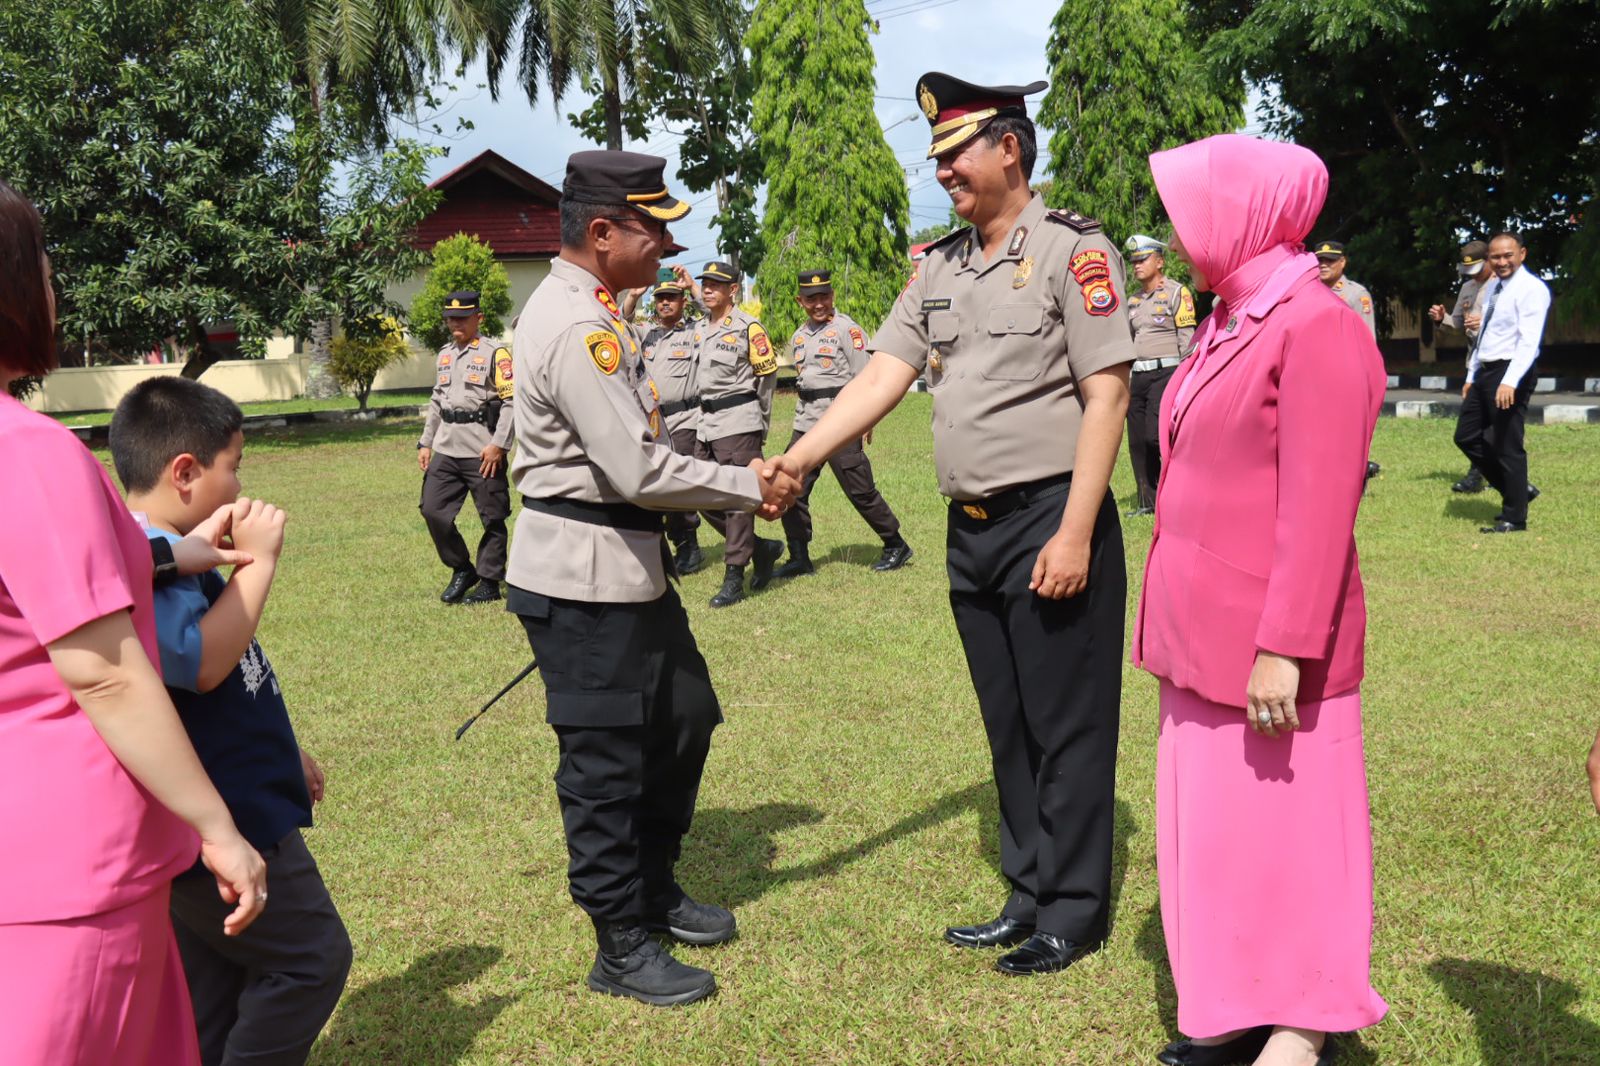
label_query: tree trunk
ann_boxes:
[603,87,624,150]
[302,316,341,398]
[180,315,224,380]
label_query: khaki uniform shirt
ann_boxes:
[508,258,762,603]
[1441,277,1486,347]
[790,311,869,433]
[1331,277,1377,336]
[641,317,700,435]
[869,193,1137,501]
[1127,278,1196,370]
[693,308,778,442]
[418,337,515,458]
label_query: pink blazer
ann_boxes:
[1131,273,1385,708]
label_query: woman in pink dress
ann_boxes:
[1131,135,1389,1066]
[0,179,267,1065]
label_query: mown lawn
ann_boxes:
[98,395,1600,1065]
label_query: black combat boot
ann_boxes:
[460,578,501,605]
[872,535,914,572]
[439,569,479,603]
[709,565,745,608]
[774,539,814,579]
[587,922,716,1006]
[749,537,784,590]
[674,536,706,576]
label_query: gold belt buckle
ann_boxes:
[962,503,989,520]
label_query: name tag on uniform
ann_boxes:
[921,299,953,312]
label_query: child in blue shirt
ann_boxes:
[110,377,351,1066]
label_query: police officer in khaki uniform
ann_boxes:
[1314,240,1377,336]
[633,275,707,572]
[1430,239,1491,493]
[774,269,911,578]
[1121,235,1195,516]
[769,72,1134,977]
[417,291,514,604]
[688,261,784,607]
[506,150,801,1007]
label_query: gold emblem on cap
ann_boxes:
[808,274,823,285]
[919,83,938,121]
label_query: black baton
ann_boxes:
[455,658,539,741]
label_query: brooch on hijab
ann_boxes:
[1226,315,1238,332]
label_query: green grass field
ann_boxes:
[98,395,1600,1065]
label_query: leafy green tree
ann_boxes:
[409,234,515,350]
[1196,0,1599,325]
[1039,0,1244,250]
[911,206,964,246]
[746,0,910,343]
[329,318,410,411]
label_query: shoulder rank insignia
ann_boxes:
[595,287,621,319]
[1047,209,1102,233]
[1013,257,1034,289]
[585,330,622,375]
[748,323,777,376]
[1006,227,1028,257]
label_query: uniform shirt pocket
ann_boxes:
[981,304,1046,382]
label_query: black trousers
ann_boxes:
[170,831,352,1066]
[780,429,901,545]
[1454,360,1534,524]
[666,426,702,549]
[420,454,510,580]
[694,431,763,566]
[946,486,1125,941]
[1126,365,1176,509]
[512,583,722,923]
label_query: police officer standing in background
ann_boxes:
[769,72,1134,977]
[417,291,514,605]
[774,269,912,578]
[1120,235,1194,517]
[1315,240,1377,336]
[506,151,801,1006]
[689,261,785,607]
[1430,239,1490,494]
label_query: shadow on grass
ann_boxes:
[311,945,514,1066]
[1424,467,1475,485]
[1445,496,1503,524]
[1430,958,1600,1065]
[812,541,892,573]
[686,787,1136,939]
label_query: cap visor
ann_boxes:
[798,284,833,295]
[442,309,476,317]
[1459,263,1480,276]
[927,120,985,159]
[635,196,690,222]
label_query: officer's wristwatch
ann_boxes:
[149,535,180,587]
[417,442,427,450]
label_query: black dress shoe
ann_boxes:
[1528,483,1541,503]
[1452,468,1486,493]
[439,569,479,604]
[994,931,1097,975]
[460,579,501,605]
[1480,519,1526,533]
[1156,1026,1272,1066]
[1365,459,1381,480]
[749,537,784,590]
[871,541,914,571]
[943,915,1034,949]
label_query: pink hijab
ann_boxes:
[1149,134,1328,359]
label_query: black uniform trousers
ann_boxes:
[693,431,763,567]
[1454,360,1535,524]
[946,484,1125,942]
[170,831,352,1066]
[511,583,721,923]
[420,454,510,580]
[779,428,901,545]
[666,426,702,549]
[1126,365,1176,510]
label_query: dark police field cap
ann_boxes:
[1459,239,1488,276]
[696,261,738,283]
[917,72,1047,158]
[442,290,479,317]
[562,150,690,222]
[653,282,685,298]
[798,269,833,295]
[1313,240,1346,260]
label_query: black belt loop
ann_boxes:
[949,473,1074,523]
[699,391,759,414]
[798,385,844,403]
[522,496,666,534]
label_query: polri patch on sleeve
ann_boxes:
[748,323,778,375]
[1069,250,1110,283]
[494,349,514,399]
[1082,277,1120,317]
[585,330,622,375]
[1176,288,1197,328]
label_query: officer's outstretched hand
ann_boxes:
[749,458,801,520]
[1030,530,1090,600]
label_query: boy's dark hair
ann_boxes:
[109,376,244,492]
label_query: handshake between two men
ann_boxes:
[746,458,802,519]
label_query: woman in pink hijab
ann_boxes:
[1131,135,1389,1066]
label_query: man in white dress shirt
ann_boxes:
[1453,232,1550,533]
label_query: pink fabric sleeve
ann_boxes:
[0,422,137,644]
[1254,306,1381,658]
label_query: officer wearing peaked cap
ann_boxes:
[769,72,1135,976]
[505,150,801,1007]
[1122,234,1195,516]
[1314,240,1377,337]
[417,290,515,605]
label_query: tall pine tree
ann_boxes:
[746,0,908,343]
[1038,0,1243,247]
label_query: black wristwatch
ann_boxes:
[149,535,180,586]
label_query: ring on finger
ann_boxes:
[1256,710,1272,726]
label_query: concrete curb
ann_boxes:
[1381,398,1600,424]
[1388,373,1597,393]
[67,403,428,445]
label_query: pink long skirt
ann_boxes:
[0,885,201,1066]
[1156,680,1388,1038]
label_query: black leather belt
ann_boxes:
[699,391,758,413]
[522,496,664,534]
[950,473,1073,522]
[798,385,844,403]
[660,396,700,417]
